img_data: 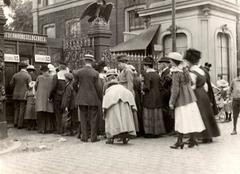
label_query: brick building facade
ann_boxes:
[32,0,146,47]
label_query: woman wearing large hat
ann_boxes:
[184,48,220,143]
[142,56,166,138]
[168,52,205,149]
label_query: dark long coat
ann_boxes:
[10,70,31,100]
[73,66,102,106]
[142,71,163,109]
[200,66,218,115]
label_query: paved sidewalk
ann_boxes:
[0,122,240,174]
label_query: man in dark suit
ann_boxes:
[10,62,32,128]
[73,54,102,142]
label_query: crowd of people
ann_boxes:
[10,48,240,148]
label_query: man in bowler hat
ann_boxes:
[10,62,32,128]
[73,54,102,142]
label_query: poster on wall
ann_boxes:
[4,54,20,63]
[35,54,51,63]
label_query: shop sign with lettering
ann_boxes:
[4,54,20,62]
[35,54,51,63]
[4,31,47,43]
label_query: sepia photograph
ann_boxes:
[0,0,240,173]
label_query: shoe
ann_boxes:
[170,142,184,149]
[122,138,130,144]
[188,140,198,148]
[201,138,213,144]
[91,139,100,143]
[81,139,88,142]
[106,139,114,144]
[231,130,237,135]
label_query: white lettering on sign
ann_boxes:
[4,54,20,62]
[35,54,51,63]
[4,32,47,43]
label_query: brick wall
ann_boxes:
[38,0,146,47]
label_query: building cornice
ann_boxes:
[139,0,240,17]
[34,0,93,16]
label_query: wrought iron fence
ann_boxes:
[63,36,94,70]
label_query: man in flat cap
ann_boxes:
[50,60,69,134]
[117,55,134,96]
[73,54,102,142]
[10,62,32,128]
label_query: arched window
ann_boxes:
[216,32,230,81]
[163,33,187,56]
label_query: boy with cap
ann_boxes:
[73,54,102,142]
[61,72,76,136]
[10,62,32,128]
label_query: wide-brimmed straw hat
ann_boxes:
[217,79,229,88]
[166,52,183,62]
[83,54,95,62]
[106,69,118,77]
[27,65,35,70]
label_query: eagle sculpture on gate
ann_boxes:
[80,0,113,23]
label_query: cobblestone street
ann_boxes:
[0,122,240,174]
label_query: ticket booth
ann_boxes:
[3,31,62,123]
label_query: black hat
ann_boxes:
[40,65,49,72]
[143,56,154,65]
[95,60,106,71]
[158,57,170,63]
[116,55,128,63]
[184,49,201,64]
[204,62,212,71]
[19,62,28,68]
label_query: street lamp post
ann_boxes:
[172,0,177,52]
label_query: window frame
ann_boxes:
[43,23,56,39]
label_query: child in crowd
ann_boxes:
[216,79,232,122]
[61,72,76,136]
[24,81,37,130]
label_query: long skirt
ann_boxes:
[175,102,205,134]
[143,108,166,135]
[195,87,220,138]
[37,112,56,133]
[105,101,136,139]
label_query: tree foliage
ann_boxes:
[6,0,33,32]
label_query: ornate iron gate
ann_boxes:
[63,36,94,70]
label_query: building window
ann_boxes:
[43,24,56,38]
[65,18,81,38]
[217,32,230,81]
[163,33,188,56]
[128,9,144,31]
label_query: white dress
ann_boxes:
[175,102,205,134]
[102,84,137,138]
